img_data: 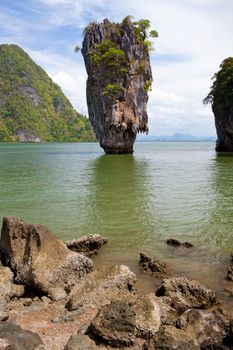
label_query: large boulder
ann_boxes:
[66,264,136,311]
[0,217,93,293]
[146,325,200,350]
[156,277,216,309]
[89,300,137,347]
[0,322,44,350]
[178,309,226,348]
[64,234,108,256]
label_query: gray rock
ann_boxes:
[226,264,233,281]
[146,325,200,350]
[82,18,152,154]
[89,300,136,347]
[178,309,226,348]
[64,332,97,350]
[0,217,93,293]
[156,277,216,309]
[66,264,136,311]
[139,252,167,278]
[0,321,44,350]
[64,234,108,255]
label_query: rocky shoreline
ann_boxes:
[0,217,233,349]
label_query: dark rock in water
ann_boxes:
[156,277,216,309]
[82,18,153,154]
[0,217,93,293]
[166,238,194,248]
[204,57,233,152]
[146,325,200,350]
[0,321,44,349]
[64,332,97,350]
[139,252,167,278]
[89,300,136,347]
[227,265,233,281]
[64,234,108,256]
[66,265,136,311]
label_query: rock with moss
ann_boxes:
[0,44,95,142]
[81,17,157,153]
[204,57,233,152]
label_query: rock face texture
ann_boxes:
[0,217,93,293]
[204,57,233,152]
[82,18,153,153]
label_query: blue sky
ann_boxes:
[0,0,232,136]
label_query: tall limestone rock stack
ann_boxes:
[82,17,157,154]
[204,57,233,152]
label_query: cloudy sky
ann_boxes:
[0,0,232,136]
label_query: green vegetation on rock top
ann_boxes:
[0,44,95,142]
[204,57,233,110]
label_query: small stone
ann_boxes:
[0,338,12,350]
[166,238,194,248]
[22,298,32,307]
[64,234,108,255]
[41,296,50,304]
[48,287,67,301]
[226,265,233,281]
[11,284,25,298]
[64,332,97,350]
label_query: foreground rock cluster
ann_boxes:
[0,217,232,350]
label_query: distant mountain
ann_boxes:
[137,133,216,142]
[0,44,95,142]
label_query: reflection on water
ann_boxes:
[0,142,233,301]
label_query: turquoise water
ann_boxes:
[0,142,233,298]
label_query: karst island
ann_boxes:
[81,16,158,154]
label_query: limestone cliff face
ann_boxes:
[204,57,233,152]
[82,19,153,154]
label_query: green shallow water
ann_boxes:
[0,142,233,300]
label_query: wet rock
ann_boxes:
[146,325,200,350]
[139,253,167,278]
[82,18,152,154]
[0,217,93,293]
[178,309,226,348]
[166,238,194,248]
[64,234,108,256]
[89,300,136,347]
[0,321,44,350]
[64,332,97,350]
[156,277,216,309]
[66,265,136,311]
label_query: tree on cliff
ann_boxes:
[80,16,158,154]
[204,57,233,152]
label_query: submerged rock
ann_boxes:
[156,277,216,309]
[139,252,167,278]
[0,322,44,350]
[0,217,93,293]
[64,234,108,256]
[166,238,194,248]
[82,17,154,154]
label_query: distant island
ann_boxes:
[137,132,216,142]
[0,44,95,142]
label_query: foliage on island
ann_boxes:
[204,57,233,111]
[79,16,158,97]
[0,44,95,142]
